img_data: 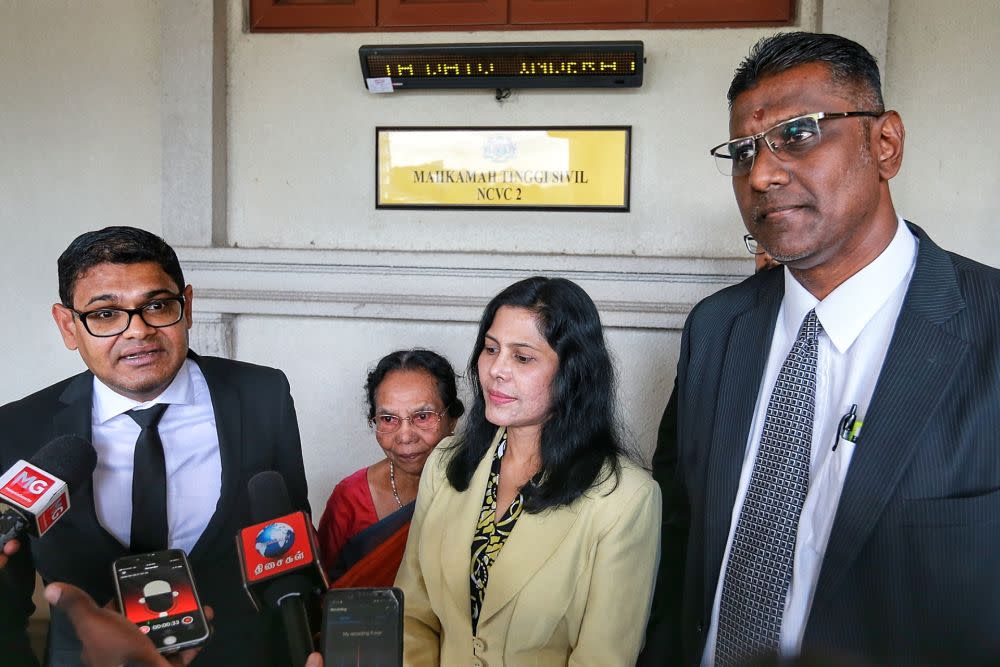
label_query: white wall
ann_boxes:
[227,2,819,257]
[0,0,162,402]
[886,0,1000,267]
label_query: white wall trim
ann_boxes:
[179,247,749,334]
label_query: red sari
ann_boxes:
[317,466,413,587]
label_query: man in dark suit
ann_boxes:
[0,227,310,666]
[640,32,1000,667]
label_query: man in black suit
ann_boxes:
[0,227,310,666]
[641,32,1000,667]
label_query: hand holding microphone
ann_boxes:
[3,446,332,666]
[0,434,96,557]
[236,471,328,667]
[0,537,19,569]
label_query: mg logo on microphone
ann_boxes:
[0,465,56,508]
[37,490,69,535]
[16,471,50,495]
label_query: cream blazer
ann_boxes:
[395,429,662,667]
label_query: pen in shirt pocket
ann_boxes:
[834,403,862,451]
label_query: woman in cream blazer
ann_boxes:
[395,277,662,667]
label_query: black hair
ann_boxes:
[57,226,185,307]
[446,276,630,513]
[365,349,465,422]
[728,32,884,112]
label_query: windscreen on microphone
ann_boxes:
[0,434,96,545]
[240,471,325,592]
[239,470,324,666]
[27,434,96,494]
[246,471,313,602]
[248,470,293,524]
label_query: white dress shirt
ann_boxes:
[701,219,918,665]
[91,358,222,554]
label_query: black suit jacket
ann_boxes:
[640,224,1000,667]
[0,352,310,667]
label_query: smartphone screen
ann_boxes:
[112,549,210,653]
[322,587,403,667]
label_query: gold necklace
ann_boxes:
[388,459,403,508]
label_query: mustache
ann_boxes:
[748,197,811,226]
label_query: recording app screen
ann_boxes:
[324,589,402,667]
[115,551,207,649]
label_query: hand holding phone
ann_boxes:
[112,549,211,654]
[46,581,213,667]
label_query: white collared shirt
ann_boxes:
[701,219,918,665]
[91,358,222,554]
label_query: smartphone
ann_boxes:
[321,587,403,667]
[112,549,211,653]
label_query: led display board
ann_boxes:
[360,41,643,91]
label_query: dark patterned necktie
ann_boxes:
[715,309,822,667]
[128,403,170,552]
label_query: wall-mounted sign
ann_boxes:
[376,127,631,211]
[360,42,643,91]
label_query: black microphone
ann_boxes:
[0,434,96,550]
[236,471,327,667]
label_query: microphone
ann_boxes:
[0,434,96,550]
[236,471,327,667]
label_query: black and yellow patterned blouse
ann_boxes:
[469,432,523,636]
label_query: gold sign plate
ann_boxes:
[376,127,630,211]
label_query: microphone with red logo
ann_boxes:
[236,471,327,667]
[0,435,96,550]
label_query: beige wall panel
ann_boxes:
[885,0,1000,266]
[225,0,821,258]
[0,0,162,403]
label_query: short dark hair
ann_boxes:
[57,226,185,307]
[446,276,630,513]
[365,349,465,422]
[728,31,884,112]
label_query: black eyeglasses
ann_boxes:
[70,296,186,337]
[710,111,882,176]
[369,407,451,434]
[744,234,766,255]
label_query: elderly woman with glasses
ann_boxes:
[396,277,662,667]
[317,349,465,587]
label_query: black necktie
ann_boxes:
[128,403,170,552]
